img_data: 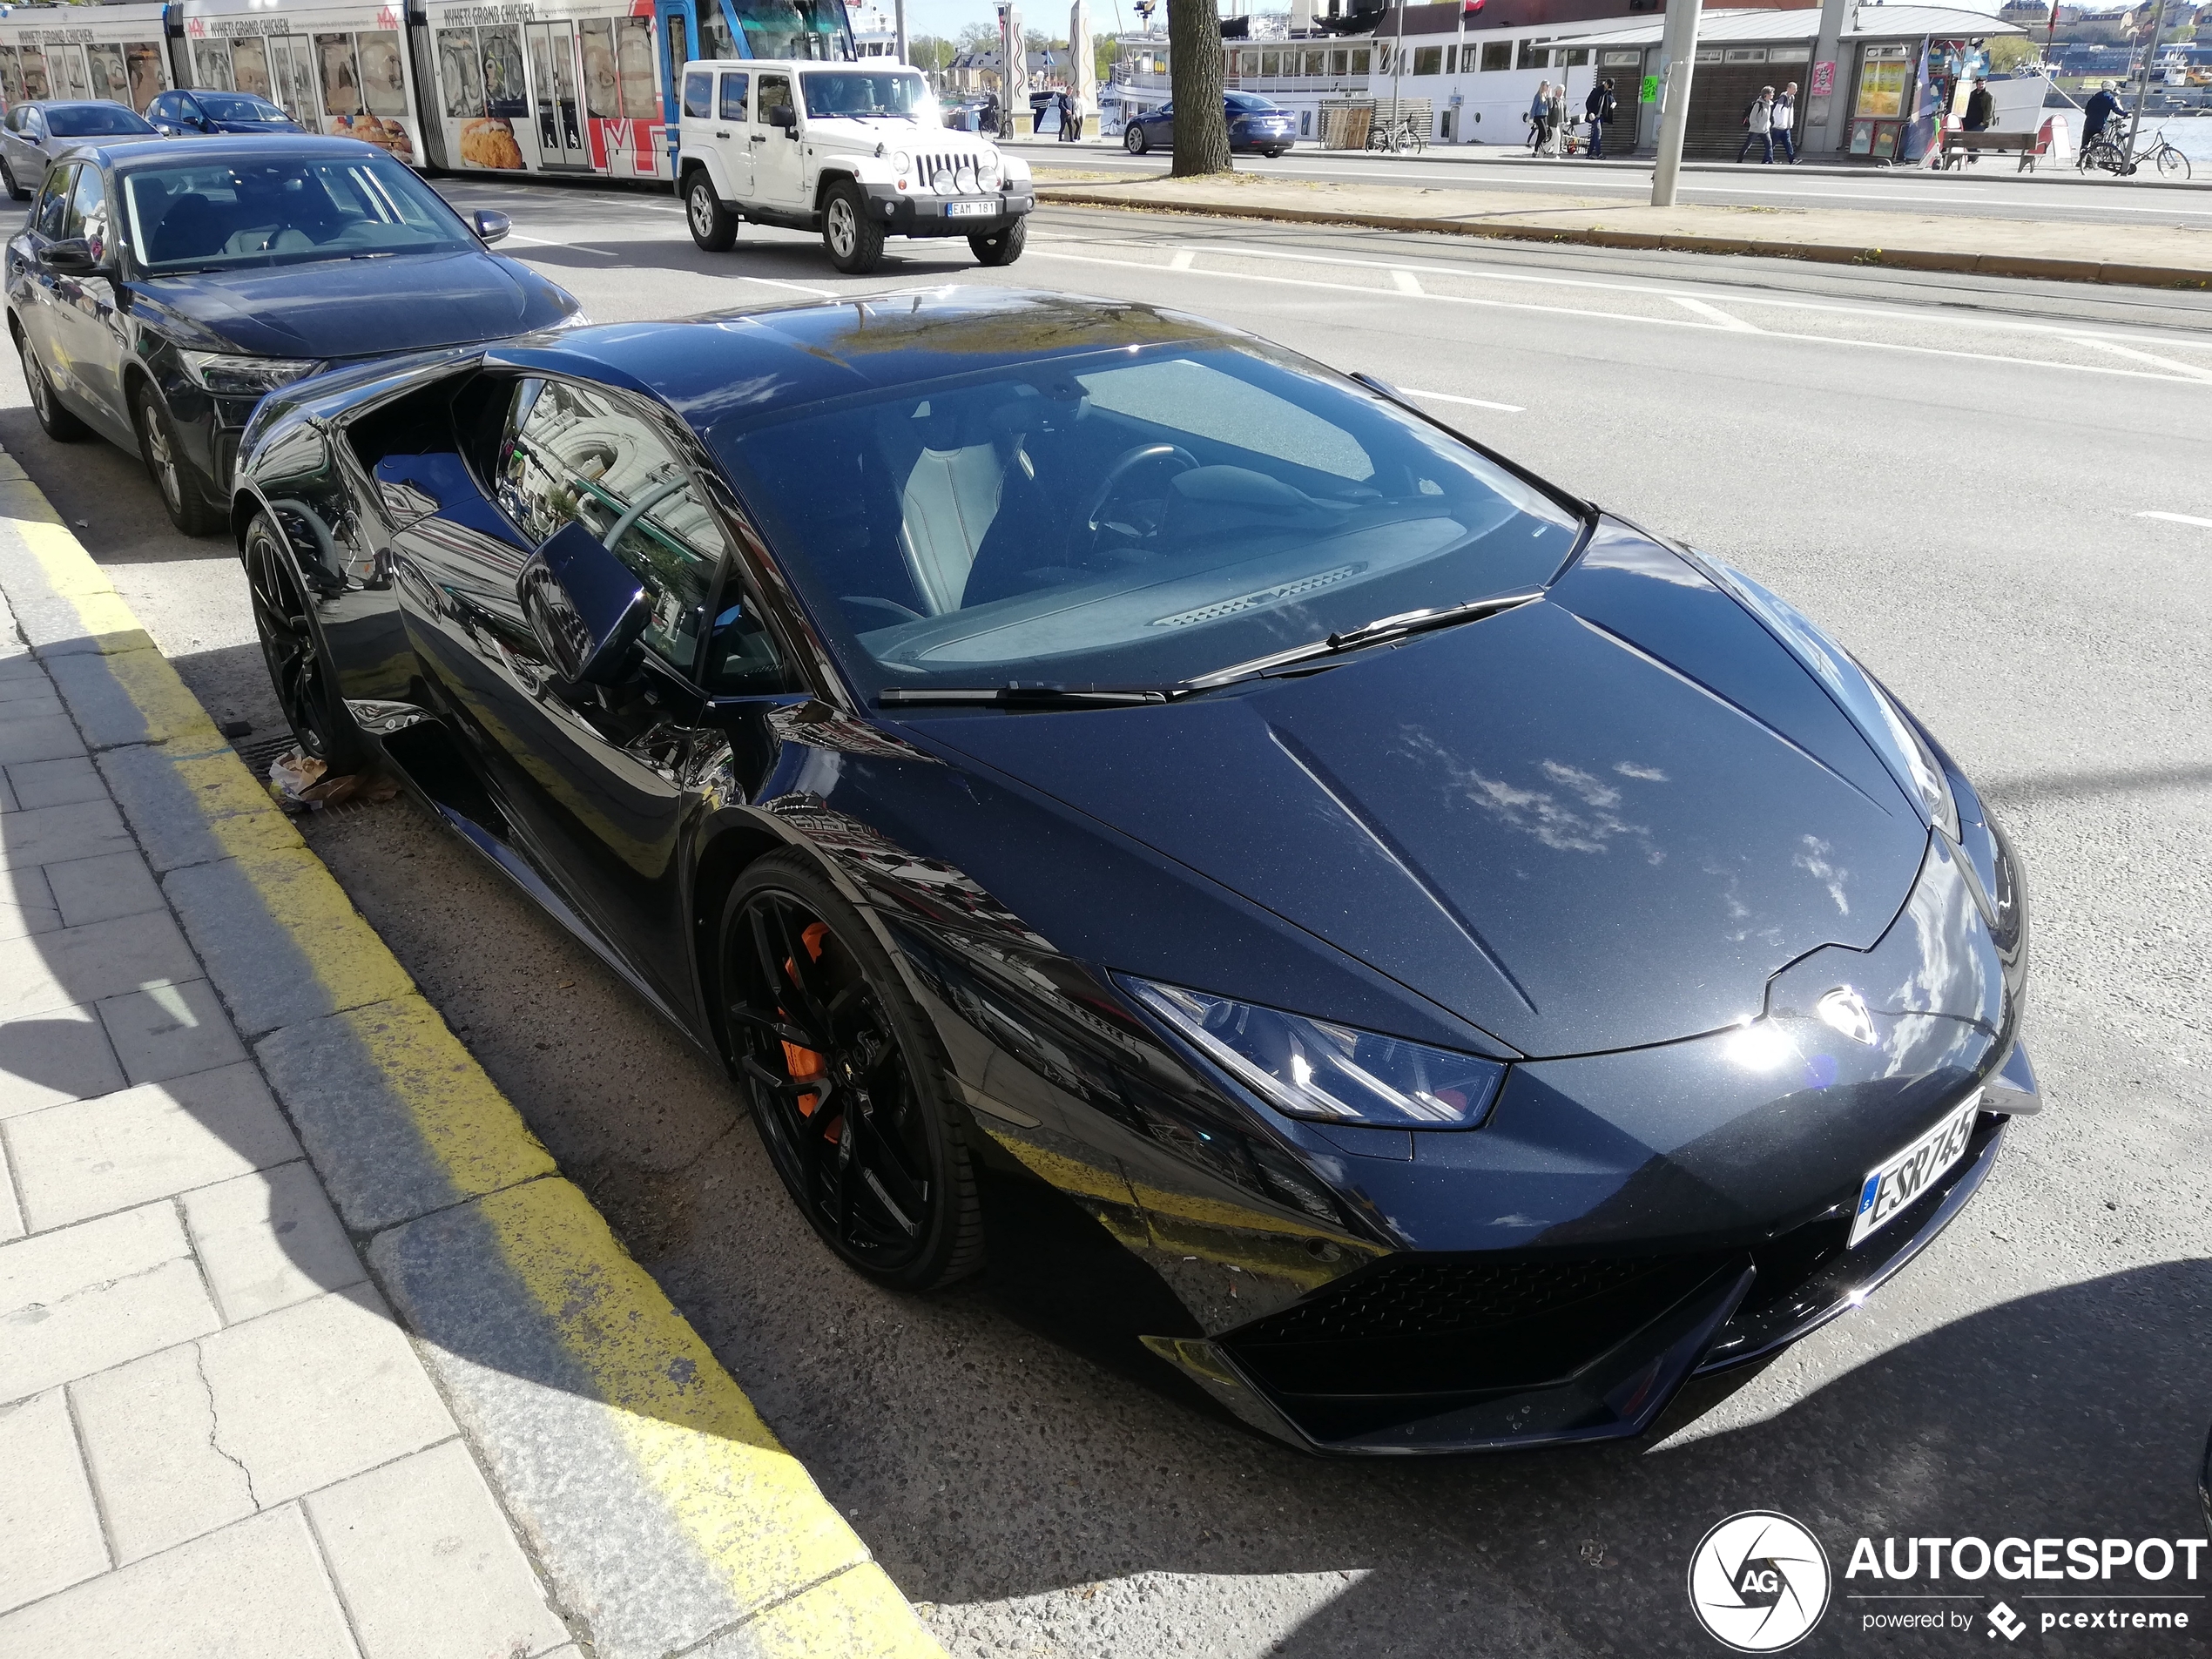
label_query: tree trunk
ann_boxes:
[1167,0,1231,175]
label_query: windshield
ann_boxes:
[800,70,931,119]
[716,344,1581,698]
[47,105,155,138]
[1224,92,1280,111]
[122,156,474,273]
[194,92,290,121]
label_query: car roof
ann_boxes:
[94,135,389,172]
[490,287,1243,430]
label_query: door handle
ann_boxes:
[714,129,730,138]
[749,133,766,143]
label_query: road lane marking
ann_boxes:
[1056,235,2212,357]
[742,273,840,297]
[502,231,623,257]
[2139,510,2212,528]
[1671,294,1761,331]
[2075,338,2212,381]
[1403,388,1525,412]
[1025,246,2212,385]
[1392,267,1425,293]
[1170,248,1194,269]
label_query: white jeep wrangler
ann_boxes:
[676,60,1034,274]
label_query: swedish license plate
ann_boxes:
[946,199,997,218]
[1848,1092,1981,1247]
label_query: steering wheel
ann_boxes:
[1083,443,1199,541]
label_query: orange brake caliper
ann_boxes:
[779,922,838,1140]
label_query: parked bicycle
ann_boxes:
[2078,125,2192,179]
[1366,115,1428,154]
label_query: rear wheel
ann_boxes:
[685,171,738,251]
[1125,124,1148,154]
[0,158,25,202]
[721,853,984,1291]
[18,332,88,442]
[968,216,1027,266]
[132,383,221,536]
[243,510,372,773]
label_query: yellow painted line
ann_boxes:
[0,481,944,1656]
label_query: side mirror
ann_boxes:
[44,238,103,276]
[471,208,510,244]
[517,519,649,685]
[770,104,797,132]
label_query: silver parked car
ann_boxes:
[1,102,158,201]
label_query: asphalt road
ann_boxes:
[12,189,2212,1657]
[1001,134,2212,230]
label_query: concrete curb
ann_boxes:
[1031,185,2212,290]
[0,451,943,1659]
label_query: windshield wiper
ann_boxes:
[1183,589,1546,691]
[878,686,1170,710]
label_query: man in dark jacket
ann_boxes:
[1583,78,1617,158]
[1963,76,1995,132]
[2082,80,2122,147]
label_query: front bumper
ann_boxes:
[1147,1101,2012,1454]
[862,183,1034,239]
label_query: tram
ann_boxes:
[0,0,857,183]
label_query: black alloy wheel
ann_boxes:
[242,511,371,773]
[721,853,983,1291]
[1125,124,1148,154]
[968,216,1027,267]
[820,179,885,275]
[685,171,738,252]
[18,332,88,442]
[132,383,221,536]
[1,158,25,202]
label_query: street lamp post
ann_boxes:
[1650,0,1703,205]
[2126,0,2168,152]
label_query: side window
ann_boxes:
[756,74,791,124]
[68,165,106,257]
[718,71,747,122]
[2,107,20,133]
[682,69,711,119]
[34,165,73,239]
[498,378,730,676]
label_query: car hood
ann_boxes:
[907,523,1932,1058]
[132,250,561,359]
[212,120,305,132]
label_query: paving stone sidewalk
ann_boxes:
[0,605,577,1657]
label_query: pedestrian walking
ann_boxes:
[1058,86,1080,141]
[1527,80,1551,153]
[1737,84,1775,164]
[1772,81,1797,162]
[1962,76,1993,132]
[1584,77,1616,159]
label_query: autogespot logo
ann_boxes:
[1689,1511,1834,1653]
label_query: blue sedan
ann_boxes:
[1124,91,1299,157]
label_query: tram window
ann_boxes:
[698,6,738,62]
[719,72,749,120]
[580,19,619,118]
[614,17,656,118]
[438,27,485,118]
[683,70,712,118]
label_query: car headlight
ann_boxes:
[1702,557,1959,840]
[892,149,911,172]
[1119,975,1506,1129]
[178,351,324,397]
